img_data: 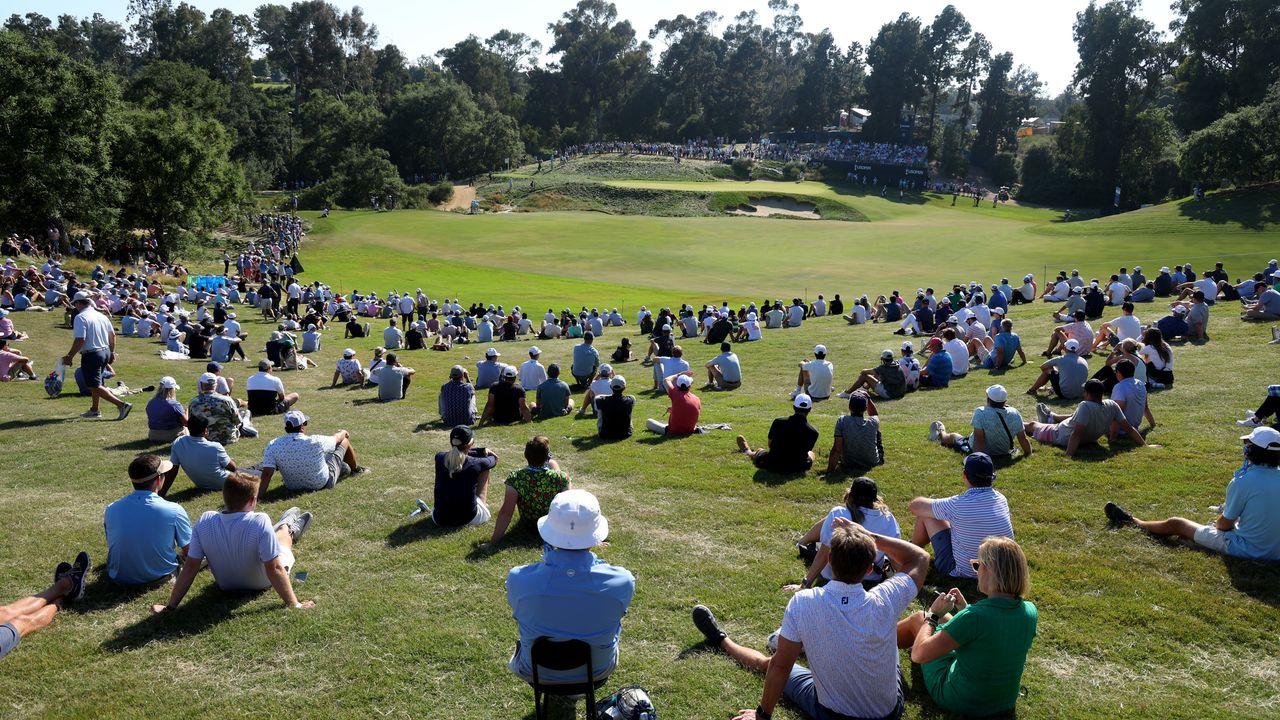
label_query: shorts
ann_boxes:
[785,663,905,720]
[1192,525,1231,554]
[1032,422,1060,444]
[752,450,812,474]
[872,382,888,398]
[0,623,19,660]
[433,500,492,528]
[324,448,351,488]
[80,348,110,389]
[277,546,296,573]
[930,528,956,576]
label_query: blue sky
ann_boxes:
[1,0,1178,93]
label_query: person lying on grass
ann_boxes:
[0,551,89,662]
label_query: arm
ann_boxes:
[1214,515,1237,531]
[994,346,1005,368]
[865,398,878,417]
[485,486,519,547]
[908,497,936,520]
[518,397,531,423]
[971,428,987,453]
[1064,424,1087,457]
[257,467,275,499]
[331,370,340,387]
[874,531,930,590]
[151,556,202,613]
[478,393,496,424]
[743,636,801,720]
[1016,345,1027,364]
[265,556,313,608]
[910,595,964,664]
[63,336,85,363]
[826,437,843,474]
[1017,431,1033,457]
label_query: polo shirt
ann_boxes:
[104,490,192,585]
[1110,377,1147,429]
[1220,465,1280,560]
[188,510,281,591]
[432,451,497,527]
[1155,315,1189,339]
[931,487,1013,578]
[834,414,882,468]
[1047,354,1088,399]
[571,343,600,378]
[170,435,233,490]
[595,393,635,438]
[519,359,547,391]
[802,359,833,398]
[1053,399,1128,446]
[475,360,505,389]
[506,549,635,683]
[817,506,899,580]
[375,365,413,401]
[765,414,819,471]
[488,383,526,424]
[262,432,338,491]
[1108,314,1142,341]
[666,386,701,435]
[246,372,285,394]
[535,379,572,417]
[439,381,477,426]
[778,575,917,718]
[146,397,186,430]
[73,307,113,352]
[927,597,1038,717]
[985,331,1020,369]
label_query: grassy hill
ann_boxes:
[1,174,1278,719]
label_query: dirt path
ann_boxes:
[440,184,477,212]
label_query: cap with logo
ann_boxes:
[283,410,309,428]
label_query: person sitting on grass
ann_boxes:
[594,375,635,439]
[1043,310,1094,358]
[343,317,371,339]
[373,352,415,402]
[331,348,368,387]
[582,363,616,414]
[168,415,237,493]
[901,537,1038,719]
[1237,385,1280,430]
[1240,277,1280,322]
[153,473,315,613]
[646,372,701,437]
[479,366,531,425]
[145,376,188,443]
[825,392,883,475]
[484,436,570,548]
[258,411,366,497]
[518,346,547,393]
[505,489,634,688]
[1139,327,1175,389]
[532,363,575,418]
[929,385,1032,460]
[1109,359,1156,433]
[791,477,900,590]
[690,521,929,720]
[423,425,496,529]
[610,337,632,363]
[572,331,601,388]
[438,365,477,427]
[705,342,743,390]
[920,340,954,389]
[839,349,907,400]
[0,338,35,381]
[188,372,243,446]
[245,360,300,417]
[908,453,1014,580]
[979,319,1026,371]
[1154,304,1191,342]
[0,308,29,341]
[792,345,834,401]
[1025,338,1088,399]
[737,394,820,475]
[1105,426,1280,561]
[104,454,192,586]
[1025,379,1150,458]
[1088,302,1142,354]
[0,551,89,662]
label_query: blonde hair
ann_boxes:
[1118,338,1139,355]
[154,386,176,402]
[979,537,1030,597]
[445,438,471,476]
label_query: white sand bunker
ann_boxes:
[726,197,821,219]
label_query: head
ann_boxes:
[963,452,996,488]
[1083,378,1106,402]
[187,414,210,438]
[524,436,552,467]
[258,359,274,373]
[127,453,172,492]
[222,472,260,513]
[793,393,812,416]
[283,410,308,434]
[975,537,1030,597]
[827,523,877,583]
[1243,427,1280,467]
[721,342,731,353]
[583,332,594,344]
[843,477,883,525]
[941,328,956,341]
[985,384,1008,408]
[813,344,827,360]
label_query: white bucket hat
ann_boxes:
[537,489,609,550]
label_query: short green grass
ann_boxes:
[1,178,1279,720]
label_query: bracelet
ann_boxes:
[756,705,772,720]
[800,577,812,589]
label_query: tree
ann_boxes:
[548,0,642,140]
[971,52,1014,166]
[113,108,247,256]
[920,5,971,150]
[385,77,522,179]
[651,12,724,138]
[0,31,119,237]
[254,2,379,102]
[1169,0,1280,132]
[952,32,990,131]
[791,30,849,131]
[439,36,515,112]
[863,13,924,141]
[1181,87,1280,186]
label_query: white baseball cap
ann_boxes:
[159,376,180,390]
[198,372,218,386]
[501,365,518,378]
[609,375,627,390]
[986,384,1009,403]
[1064,339,1081,352]
[793,393,813,410]
[813,344,827,355]
[528,346,541,356]
[1173,305,1189,315]
[599,364,613,376]
[283,410,309,428]
[537,489,609,550]
[485,347,499,357]
[900,341,913,351]
[343,348,356,357]
[674,375,693,389]
[881,349,894,360]
[1241,426,1280,450]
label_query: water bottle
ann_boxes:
[408,499,429,518]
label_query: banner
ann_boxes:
[289,254,305,275]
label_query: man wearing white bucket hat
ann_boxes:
[505,489,635,685]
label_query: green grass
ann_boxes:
[2,177,1279,719]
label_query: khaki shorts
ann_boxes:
[1193,525,1231,554]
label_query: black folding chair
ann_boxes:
[530,637,603,720]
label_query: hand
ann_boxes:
[948,588,968,611]
[929,592,954,615]
[1145,443,1163,449]
[61,355,73,366]
[150,604,171,614]
[731,711,758,720]
[293,600,316,609]
[830,516,854,529]
[781,583,802,593]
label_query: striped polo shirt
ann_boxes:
[932,486,1013,578]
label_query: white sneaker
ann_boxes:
[837,391,851,399]
[1036,403,1052,424]
[1237,416,1263,428]
[789,387,802,399]
[928,420,944,441]
[274,507,301,532]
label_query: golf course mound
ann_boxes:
[725,196,821,219]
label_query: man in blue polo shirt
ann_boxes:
[506,489,635,685]
[104,454,193,585]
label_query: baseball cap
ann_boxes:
[258,359,274,370]
[159,376,180,390]
[793,393,812,410]
[485,347,499,357]
[964,452,996,482]
[674,374,693,389]
[609,375,627,390]
[1072,286,1084,294]
[991,307,1006,316]
[881,349,894,360]
[501,365,518,378]
[127,455,174,483]
[283,410,309,428]
[198,372,218,386]
[449,365,465,378]
[0,309,7,318]
[343,348,355,358]
[1173,305,1189,315]
[847,393,868,412]
[986,384,1009,403]
[1241,426,1280,450]
[205,361,222,373]
[1023,274,1033,282]
[1159,266,1170,273]
[449,425,474,447]
[901,341,913,351]
[1064,339,1081,352]
[1133,266,1142,272]
[661,324,672,332]
[72,291,91,303]
[528,346,541,356]
[599,364,613,376]
[814,344,827,355]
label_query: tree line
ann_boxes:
[1,0,1277,255]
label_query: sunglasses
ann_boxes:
[969,559,982,573]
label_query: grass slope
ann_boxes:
[1,182,1278,720]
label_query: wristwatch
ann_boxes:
[756,705,772,720]
[924,612,940,628]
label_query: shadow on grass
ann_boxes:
[105,437,165,452]
[1177,185,1280,231]
[569,435,626,452]
[414,420,453,433]
[1222,556,1280,609]
[751,467,809,487]
[465,530,545,562]
[164,485,220,505]
[101,583,264,652]
[75,568,171,614]
[386,518,465,548]
[0,417,72,431]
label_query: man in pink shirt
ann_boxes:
[646,372,701,436]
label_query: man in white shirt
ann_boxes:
[382,319,404,350]
[1041,274,1070,302]
[785,299,805,328]
[331,348,367,386]
[1090,302,1142,353]
[246,360,300,416]
[942,328,970,378]
[691,522,929,720]
[519,346,548,391]
[705,342,743,390]
[152,473,315,614]
[1106,274,1128,305]
[794,345,834,400]
[61,292,131,420]
[397,293,416,329]
[258,411,364,496]
[765,305,785,329]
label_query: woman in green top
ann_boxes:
[483,436,570,549]
[902,536,1038,717]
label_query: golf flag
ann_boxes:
[289,255,305,275]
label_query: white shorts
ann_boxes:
[873,382,888,398]
[277,546,296,573]
[1192,525,1231,554]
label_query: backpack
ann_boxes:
[595,685,657,720]
[44,363,64,398]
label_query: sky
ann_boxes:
[1,0,1179,94]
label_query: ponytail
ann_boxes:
[444,447,466,476]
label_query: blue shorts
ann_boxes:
[931,528,956,576]
[785,663,905,720]
[0,623,19,660]
[80,349,110,389]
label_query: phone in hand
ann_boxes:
[469,447,487,458]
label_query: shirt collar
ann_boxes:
[542,548,597,568]
[820,579,866,603]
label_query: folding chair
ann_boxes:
[530,637,603,720]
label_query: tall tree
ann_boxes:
[971,51,1014,165]
[253,2,379,102]
[863,13,924,141]
[1169,0,1280,132]
[547,0,641,140]
[920,5,971,150]
[951,32,990,131]
[651,12,724,138]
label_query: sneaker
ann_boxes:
[287,512,313,544]
[928,420,944,442]
[691,605,727,645]
[274,507,301,533]
[767,630,780,653]
[1024,388,1039,396]
[1104,502,1135,527]
[116,402,133,421]
[735,435,749,453]
[1149,381,1166,390]
[54,561,73,586]
[80,410,102,418]
[351,466,370,476]
[1237,416,1263,428]
[836,391,851,399]
[788,387,801,399]
[796,542,818,563]
[1036,403,1052,424]
[69,551,90,602]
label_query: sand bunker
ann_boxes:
[726,197,821,219]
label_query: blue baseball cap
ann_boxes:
[964,452,996,483]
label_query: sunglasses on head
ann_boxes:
[969,559,982,573]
